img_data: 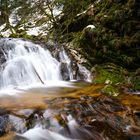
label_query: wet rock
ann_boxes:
[0,116,6,136]
[17,109,34,118]
[44,93,140,140]
[71,61,79,79]
[60,62,70,81]
[8,109,44,134]
[134,111,140,117]
[128,135,140,140]
[92,119,137,140]
[125,125,140,136]
[0,115,10,136]
[77,64,91,82]
[24,110,45,130]
[0,108,12,136]
[0,84,140,140]
[14,134,28,140]
[0,108,9,115]
[9,115,26,133]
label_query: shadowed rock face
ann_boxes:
[0,38,11,65]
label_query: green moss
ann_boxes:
[93,63,125,85]
[9,31,48,42]
[131,68,140,91]
[101,85,119,96]
[132,77,140,91]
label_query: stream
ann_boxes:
[0,38,92,140]
[0,38,140,140]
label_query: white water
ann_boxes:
[19,126,77,140]
[0,39,63,93]
[59,47,74,80]
[15,113,80,140]
[0,38,91,95]
[0,38,93,139]
[78,64,92,82]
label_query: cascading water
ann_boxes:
[0,38,91,93]
[0,38,62,90]
[59,47,74,80]
[59,47,92,82]
[0,38,94,140]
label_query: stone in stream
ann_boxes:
[14,134,28,140]
[0,115,10,136]
[9,115,27,133]
[0,108,11,136]
[60,62,71,80]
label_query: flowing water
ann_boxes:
[1,38,139,140]
[59,47,74,80]
[0,38,92,140]
[0,38,61,89]
[0,38,91,94]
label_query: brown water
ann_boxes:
[0,84,140,140]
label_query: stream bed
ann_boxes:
[0,83,140,140]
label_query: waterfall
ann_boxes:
[59,47,92,82]
[0,38,62,90]
[0,38,93,139]
[59,47,74,80]
[0,38,91,91]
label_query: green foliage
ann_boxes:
[67,0,140,70]
[9,31,39,41]
[0,0,139,73]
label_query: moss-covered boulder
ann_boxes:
[90,63,130,96]
[92,63,126,84]
[101,85,119,96]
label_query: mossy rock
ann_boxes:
[131,68,140,91]
[101,85,119,96]
[9,32,44,42]
[0,34,3,38]
[92,63,126,85]
[132,77,140,91]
